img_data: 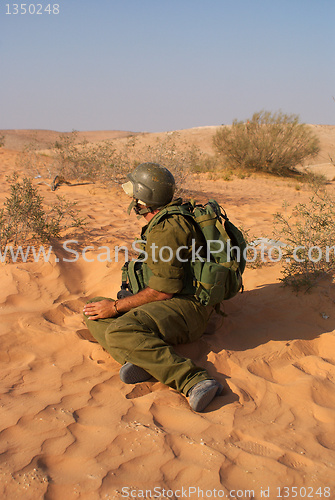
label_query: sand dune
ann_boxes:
[0,129,140,152]
[0,129,335,499]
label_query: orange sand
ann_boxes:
[0,127,334,500]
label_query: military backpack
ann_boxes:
[120,199,246,308]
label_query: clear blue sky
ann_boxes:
[1,0,334,132]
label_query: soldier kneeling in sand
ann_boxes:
[83,163,222,412]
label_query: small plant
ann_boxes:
[273,188,335,290]
[220,170,233,181]
[15,141,50,177]
[52,132,122,182]
[213,111,320,176]
[329,154,335,181]
[0,135,5,148]
[0,174,86,252]
[239,227,271,269]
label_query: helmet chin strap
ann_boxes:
[127,199,153,217]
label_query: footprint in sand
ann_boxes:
[43,300,86,327]
[125,383,154,399]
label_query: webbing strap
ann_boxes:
[195,286,202,300]
[195,213,216,228]
[198,281,212,291]
[127,261,140,294]
[146,202,193,232]
[215,219,230,241]
[136,266,145,290]
[194,282,211,302]
[221,260,239,271]
[215,303,227,317]
[121,265,128,284]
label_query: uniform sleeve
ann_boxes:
[145,216,192,294]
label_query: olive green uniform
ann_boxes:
[84,206,213,395]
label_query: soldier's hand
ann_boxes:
[83,299,117,320]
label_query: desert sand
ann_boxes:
[0,126,334,500]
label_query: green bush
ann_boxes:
[52,132,129,182]
[0,174,85,251]
[213,111,320,175]
[273,188,335,290]
[19,131,208,194]
[16,132,132,184]
[16,141,53,178]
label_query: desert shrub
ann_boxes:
[213,111,320,176]
[17,132,136,184]
[17,131,213,192]
[16,142,49,177]
[273,188,335,290]
[0,135,5,148]
[239,228,266,269]
[52,132,131,182]
[52,132,206,192]
[329,154,335,181]
[0,174,85,251]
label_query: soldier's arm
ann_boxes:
[84,216,186,320]
[83,287,172,320]
[116,287,172,314]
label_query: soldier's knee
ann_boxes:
[104,313,150,352]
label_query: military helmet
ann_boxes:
[122,162,175,208]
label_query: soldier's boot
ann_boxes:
[119,362,152,384]
[187,379,223,412]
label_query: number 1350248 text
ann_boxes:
[6,4,60,15]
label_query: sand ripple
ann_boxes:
[1,142,335,498]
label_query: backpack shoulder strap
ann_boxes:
[146,199,195,233]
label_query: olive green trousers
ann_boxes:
[84,296,213,395]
